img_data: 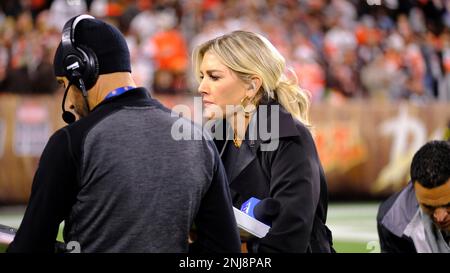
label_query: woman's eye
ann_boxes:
[209,75,219,81]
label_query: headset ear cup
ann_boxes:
[63,53,85,87]
[77,45,99,90]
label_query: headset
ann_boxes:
[61,14,99,124]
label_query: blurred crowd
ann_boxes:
[0,0,449,103]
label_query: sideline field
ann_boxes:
[0,202,380,253]
[327,202,380,253]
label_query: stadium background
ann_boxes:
[0,0,450,252]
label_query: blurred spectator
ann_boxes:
[30,45,59,94]
[1,0,23,18]
[3,11,34,93]
[129,0,159,42]
[145,8,189,94]
[48,0,88,31]
[0,43,8,90]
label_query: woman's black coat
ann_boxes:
[213,99,334,253]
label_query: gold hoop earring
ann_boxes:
[240,96,256,117]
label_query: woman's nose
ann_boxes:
[433,207,448,223]
[198,79,208,95]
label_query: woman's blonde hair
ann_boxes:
[192,30,311,127]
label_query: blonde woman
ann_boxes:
[193,30,334,253]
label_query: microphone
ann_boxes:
[61,77,90,124]
[240,197,281,226]
[62,111,76,124]
[61,82,76,124]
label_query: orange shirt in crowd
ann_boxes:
[150,29,188,72]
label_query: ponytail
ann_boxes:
[273,71,311,128]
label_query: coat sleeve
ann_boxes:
[7,129,77,253]
[255,136,322,253]
[376,192,417,253]
[190,142,241,253]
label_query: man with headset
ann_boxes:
[7,15,241,253]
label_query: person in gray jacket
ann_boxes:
[7,15,241,253]
[377,140,450,253]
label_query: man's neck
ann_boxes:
[88,72,137,109]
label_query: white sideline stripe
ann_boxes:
[329,226,379,242]
[0,218,22,229]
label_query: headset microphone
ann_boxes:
[62,111,76,124]
[61,77,91,124]
[61,83,76,124]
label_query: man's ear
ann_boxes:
[56,76,69,88]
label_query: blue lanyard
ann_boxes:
[105,86,135,100]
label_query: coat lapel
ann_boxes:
[229,140,257,183]
[219,98,302,185]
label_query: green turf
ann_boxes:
[333,240,378,253]
[57,226,64,241]
[0,245,6,253]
